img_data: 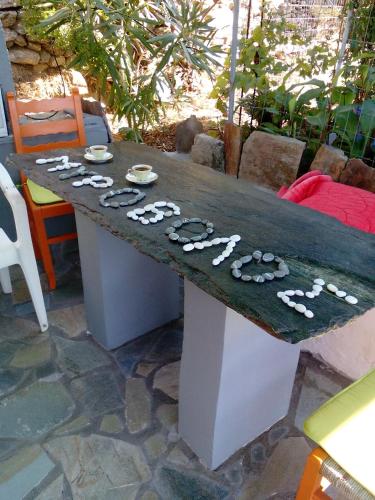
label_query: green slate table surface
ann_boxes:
[8,141,375,344]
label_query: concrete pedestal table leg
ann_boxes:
[75,211,181,350]
[179,279,301,470]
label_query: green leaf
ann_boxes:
[331,86,356,106]
[359,99,375,138]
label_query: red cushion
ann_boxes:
[278,171,375,235]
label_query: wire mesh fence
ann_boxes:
[229,0,375,167]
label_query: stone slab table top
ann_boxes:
[8,142,375,343]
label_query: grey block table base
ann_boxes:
[179,279,300,470]
[75,211,181,349]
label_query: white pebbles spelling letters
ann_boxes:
[127,201,180,224]
[182,234,241,267]
[326,283,358,304]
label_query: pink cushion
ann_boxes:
[278,171,375,235]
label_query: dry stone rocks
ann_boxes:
[8,46,40,65]
[191,133,225,172]
[339,158,375,193]
[175,115,203,153]
[3,26,16,44]
[239,131,305,191]
[310,144,348,181]
[0,0,19,7]
[0,10,17,27]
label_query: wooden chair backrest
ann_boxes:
[7,88,86,153]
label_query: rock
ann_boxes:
[136,361,158,377]
[0,0,19,7]
[339,158,375,193]
[53,336,110,377]
[0,445,55,500]
[240,437,311,499]
[144,433,167,460]
[35,474,65,500]
[0,10,17,28]
[295,367,343,431]
[10,335,51,368]
[44,434,151,499]
[0,316,39,342]
[167,446,193,468]
[310,144,348,181]
[250,442,267,464]
[0,340,24,368]
[268,425,289,446]
[239,131,305,190]
[175,115,203,153]
[125,378,151,434]
[191,133,225,172]
[54,415,91,436]
[153,361,180,400]
[28,40,41,51]
[14,33,26,46]
[155,466,230,500]
[0,381,75,438]
[50,55,65,67]
[100,414,123,434]
[0,368,25,397]
[13,20,25,35]
[33,63,49,73]
[39,49,50,64]
[48,304,87,337]
[156,404,178,429]
[3,27,16,43]
[8,47,40,65]
[145,328,183,363]
[71,369,123,418]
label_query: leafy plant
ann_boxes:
[21,0,222,139]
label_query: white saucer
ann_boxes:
[84,152,113,164]
[126,172,158,185]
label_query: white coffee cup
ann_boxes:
[86,145,108,159]
[129,164,153,181]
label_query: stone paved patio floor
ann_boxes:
[0,256,351,499]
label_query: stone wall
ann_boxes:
[0,0,70,74]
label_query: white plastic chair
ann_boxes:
[0,163,48,332]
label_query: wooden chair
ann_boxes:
[7,88,86,290]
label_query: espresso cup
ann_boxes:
[129,164,153,181]
[86,145,108,159]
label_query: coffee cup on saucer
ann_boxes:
[85,145,108,160]
[128,164,153,181]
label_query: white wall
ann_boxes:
[300,308,375,380]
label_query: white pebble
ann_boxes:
[212,238,221,245]
[194,242,204,250]
[149,218,157,223]
[220,237,230,243]
[217,255,225,262]
[227,241,236,249]
[288,301,296,308]
[314,278,325,286]
[305,310,314,319]
[167,202,175,208]
[212,258,221,266]
[155,214,164,221]
[126,211,134,217]
[174,210,181,216]
[183,243,195,252]
[154,201,166,207]
[230,235,241,242]
[222,250,230,258]
[144,204,154,211]
[295,290,304,296]
[336,290,347,298]
[91,175,103,181]
[312,284,323,292]
[277,291,285,298]
[327,284,338,293]
[285,290,295,296]
[131,215,138,221]
[282,296,290,304]
[82,178,91,185]
[203,241,212,247]
[72,181,83,187]
[306,292,315,299]
[312,290,321,297]
[141,219,149,225]
[295,303,307,313]
[134,208,145,215]
[345,295,358,305]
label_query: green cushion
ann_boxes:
[304,369,375,495]
[27,178,62,205]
